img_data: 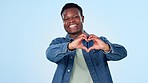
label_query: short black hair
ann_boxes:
[61,3,83,17]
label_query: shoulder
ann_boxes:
[99,36,108,41]
[99,36,106,39]
[53,37,66,41]
[51,37,67,43]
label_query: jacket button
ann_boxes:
[68,69,70,72]
[70,56,73,59]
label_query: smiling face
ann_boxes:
[62,8,84,37]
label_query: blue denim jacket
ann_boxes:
[46,34,127,83]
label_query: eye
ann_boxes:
[73,15,79,19]
[63,17,70,22]
[64,18,69,21]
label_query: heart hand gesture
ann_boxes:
[68,34,110,52]
[87,34,110,52]
[68,33,88,51]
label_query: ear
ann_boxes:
[81,16,84,23]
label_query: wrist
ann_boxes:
[103,44,110,53]
[68,43,75,51]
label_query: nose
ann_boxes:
[69,17,75,23]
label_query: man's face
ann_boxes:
[62,8,84,35]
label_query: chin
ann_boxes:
[68,31,82,35]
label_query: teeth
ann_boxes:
[69,24,77,28]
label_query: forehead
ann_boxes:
[62,8,80,17]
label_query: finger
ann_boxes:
[79,36,88,42]
[88,34,98,41]
[78,33,88,38]
[78,33,89,42]
[88,37,101,43]
[87,36,93,41]
[87,46,95,52]
[83,32,89,38]
[76,36,88,43]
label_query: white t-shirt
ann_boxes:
[70,49,93,83]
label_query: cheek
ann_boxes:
[63,23,67,28]
[63,23,68,30]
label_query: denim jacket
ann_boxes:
[46,33,127,83]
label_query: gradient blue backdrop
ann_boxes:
[0,0,148,83]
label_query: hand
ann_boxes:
[68,34,110,52]
[87,34,110,52]
[68,33,88,51]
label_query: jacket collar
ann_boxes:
[65,30,89,41]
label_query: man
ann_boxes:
[46,3,127,83]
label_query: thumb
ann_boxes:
[81,46,88,52]
[87,46,95,52]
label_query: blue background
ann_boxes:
[0,0,148,83]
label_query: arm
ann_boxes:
[46,38,75,63]
[46,34,89,63]
[100,37,127,61]
[87,34,127,61]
